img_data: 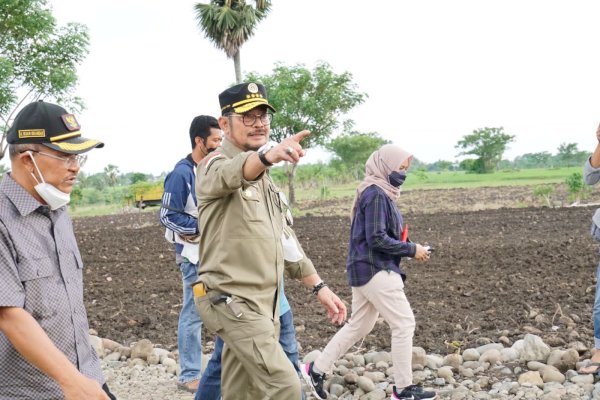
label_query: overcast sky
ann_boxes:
[46,0,600,175]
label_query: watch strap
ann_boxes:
[258,149,273,167]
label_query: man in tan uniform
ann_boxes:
[194,82,347,400]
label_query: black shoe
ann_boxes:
[392,384,437,400]
[300,362,327,399]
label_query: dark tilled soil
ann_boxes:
[76,187,600,356]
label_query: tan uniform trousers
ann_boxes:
[196,294,301,400]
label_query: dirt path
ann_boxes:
[76,185,600,356]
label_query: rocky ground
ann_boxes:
[72,184,600,399]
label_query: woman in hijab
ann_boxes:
[301,144,436,400]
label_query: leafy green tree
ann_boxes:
[246,62,366,204]
[554,143,589,167]
[87,175,106,191]
[556,143,578,167]
[326,130,389,180]
[130,172,148,184]
[0,0,89,159]
[455,127,515,173]
[194,0,271,83]
[458,158,479,173]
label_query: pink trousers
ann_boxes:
[314,270,416,389]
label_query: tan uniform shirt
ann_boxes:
[196,138,316,320]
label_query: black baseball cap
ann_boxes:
[218,82,276,115]
[7,100,104,154]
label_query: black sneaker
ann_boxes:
[300,362,327,399]
[392,384,437,400]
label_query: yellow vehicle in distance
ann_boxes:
[132,183,163,209]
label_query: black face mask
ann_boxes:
[201,138,217,154]
[388,171,407,187]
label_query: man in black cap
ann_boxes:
[193,82,347,399]
[0,100,115,399]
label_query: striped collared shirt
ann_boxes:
[0,173,104,399]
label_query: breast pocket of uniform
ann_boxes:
[17,257,61,319]
[241,186,264,222]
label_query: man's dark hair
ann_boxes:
[189,115,219,149]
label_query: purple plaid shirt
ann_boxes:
[347,185,416,286]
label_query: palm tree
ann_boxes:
[103,164,120,187]
[194,0,271,83]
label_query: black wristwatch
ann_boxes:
[257,148,273,167]
[312,281,328,295]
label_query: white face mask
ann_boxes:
[27,151,71,210]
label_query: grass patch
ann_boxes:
[69,203,149,218]
[291,167,581,201]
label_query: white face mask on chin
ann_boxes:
[34,182,71,210]
[27,151,71,210]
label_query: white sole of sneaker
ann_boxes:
[300,363,326,400]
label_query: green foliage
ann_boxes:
[0,0,89,157]
[130,172,148,184]
[533,185,554,207]
[555,142,590,167]
[412,168,428,182]
[87,174,106,191]
[459,158,479,173]
[246,62,366,204]
[80,187,104,204]
[326,130,389,179]
[455,127,515,173]
[246,62,366,149]
[565,172,591,203]
[70,185,83,208]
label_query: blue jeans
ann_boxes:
[178,261,203,383]
[594,261,600,349]
[195,309,304,400]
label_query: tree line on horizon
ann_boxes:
[59,135,589,209]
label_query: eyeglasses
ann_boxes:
[25,150,87,168]
[229,112,273,127]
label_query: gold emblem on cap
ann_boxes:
[247,83,259,93]
[61,114,81,131]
